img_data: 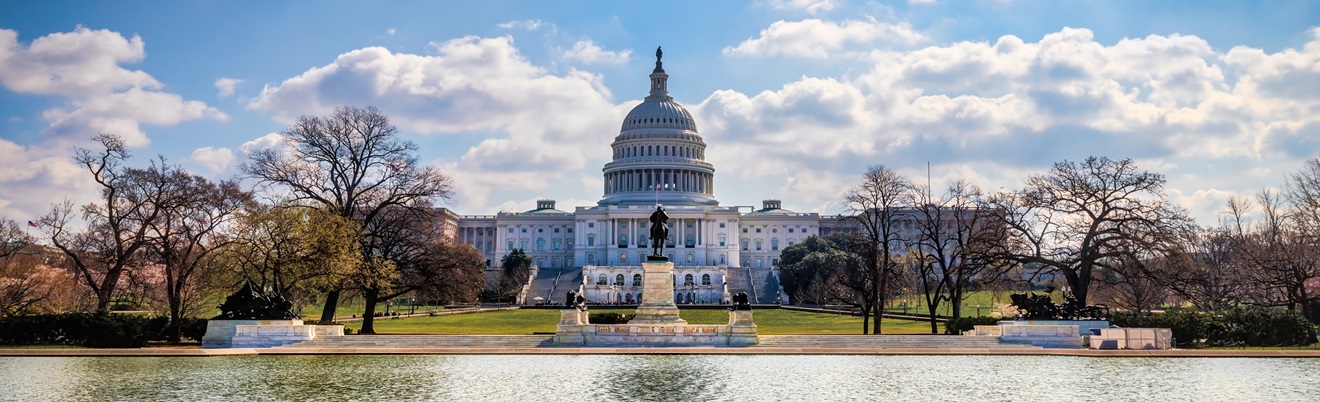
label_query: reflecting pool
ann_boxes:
[2,355,1317,401]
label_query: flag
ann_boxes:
[27,220,37,228]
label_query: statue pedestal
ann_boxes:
[201,319,344,348]
[553,260,758,346]
[631,260,687,325]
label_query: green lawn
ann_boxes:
[345,308,936,335]
[297,300,446,320]
[885,290,1020,317]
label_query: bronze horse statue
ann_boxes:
[649,206,669,258]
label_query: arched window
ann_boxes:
[771,238,779,251]
[633,274,642,286]
[741,239,749,251]
[597,274,607,285]
[684,274,695,286]
[685,234,694,246]
[719,235,726,247]
[620,234,628,245]
[701,274,711,286]
[537,238,545,251]
[615,274,625,285]
[755,240,762,251]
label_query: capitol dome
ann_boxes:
[621,99,697,132]
[598,47,718,207]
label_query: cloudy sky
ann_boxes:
[1,0,1318,226]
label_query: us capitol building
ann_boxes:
[441,49,846,305]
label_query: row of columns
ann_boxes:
[604,168,713,195]
[601,217,723,248]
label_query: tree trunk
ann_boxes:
[319,290,341,322]
[360,290,379,334]
[860,303,870,335]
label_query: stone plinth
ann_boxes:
[998,324,1083,348]
[1090,328,1173,350]
[554,310,759,346]
[997,320,1109,336]
[201,319,344,348]
[630,260,686,325]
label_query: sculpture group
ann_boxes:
[1009,292,1109,320]
[214,281,298,320]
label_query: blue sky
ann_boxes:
[1,0,1318,225]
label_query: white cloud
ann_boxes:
[189,146,235,173]
[239,132,285,155]
[214,77,242,97]
[247,35,627,211]
[562,40,631,64]
[760,0,838,14]
[0,26,225,147]
[908,0,937,4]
[497,20,551,32]
[724,18,928,58]
[385,27,397,37]
[696,26,1320,224]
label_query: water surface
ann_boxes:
[1,355,1316,401]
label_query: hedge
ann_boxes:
[0,313,209,348]
[944,316,1001,335]
[588,312,635,324]
[1111,308,1318,347]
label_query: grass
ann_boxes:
[297,299,446,320]
[344,308,938,335]
[884,290,1021,317]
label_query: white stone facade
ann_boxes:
[445,52,831,303]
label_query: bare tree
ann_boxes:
[912,180,1012,333]
[1150,225,1246,311]
[992,157,1189,307]
[143,167,251,340]
[0,219,56,316]
[243,106,454,322]
[1227,190,1320,320]
[841,165,913,334]
[38,134,176,312]
[355,205,483,334]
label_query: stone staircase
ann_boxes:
[524,268,560,305]
[724,267,752,299]
[279,335,556,349]
[279,333,1036,350]
[749,268,779,304]
[756,335,1039,349]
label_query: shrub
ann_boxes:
[0,314,212,347]
[944,316,1000,334]
[588,312,635,324]
[1111,308,1317,347]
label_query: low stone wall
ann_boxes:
[202,319,344,348]
[997,324,1083,348]
[1089,328,1173,350]
[554,309,758,346]
[998,320,1109,336]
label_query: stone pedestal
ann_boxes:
[630,260,687,325]
[726,310,759,346]
[201,319,344,348]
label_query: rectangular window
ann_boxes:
[507,241,514,250]
[588,222,595,228]
[508,228,514,233]
[554,228,560,233]
[788,228,794,233]
[567,228,573,233]
[755,228,762,233]
[719,222,726,228]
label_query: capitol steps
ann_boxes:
[524,268,561,304]
[280,334,1036,349]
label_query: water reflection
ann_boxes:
[2,355,1318,401]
